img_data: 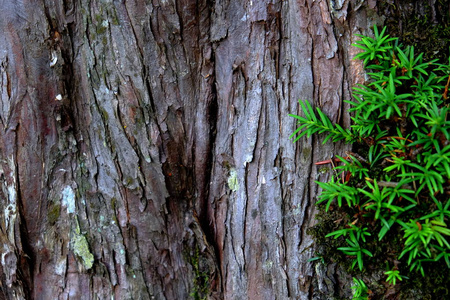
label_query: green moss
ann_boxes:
[124,176,134,187]
[381,0,450,63]
[89,69,100,89]
[186,246,209,300]
[47,202,61,225]
[99,107,109,122]
[318,166,330,174]
[401,264,450,299]
[96,25,107,35]
[95,14,103,24]
[110,9,120,26]
[227,168,239,192]
[302,147,312,161]
[72,219,94,270]
[111,214,118,225]
[307,209,351,266]
[111,197,117,210]
[72,233,94,269]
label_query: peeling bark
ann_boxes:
[0,0,416,299]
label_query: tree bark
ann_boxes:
[1,0,438,299]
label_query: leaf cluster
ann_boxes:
[351,277,369,300]
[291,26,450,290]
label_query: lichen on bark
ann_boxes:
[71,220,95,270]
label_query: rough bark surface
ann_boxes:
[0,0,382,299]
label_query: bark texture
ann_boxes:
[0,0,383,299]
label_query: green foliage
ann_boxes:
[316,177,359,210]
[352,25,397,66]
[385,267,404,286]
[326,225,373,271]
[398,218,450,276]
[351,277,369,300]
[291,25,450,294]
[289,99,355,144]
[335,155,370,180]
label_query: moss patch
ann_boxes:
[381,0,450,63]
[227,168,239,192]
[72,233,94,270]
[71,219,94,270]
[47,202,61,225]
[186,246,209,300]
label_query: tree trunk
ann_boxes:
[1,0,444,299]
